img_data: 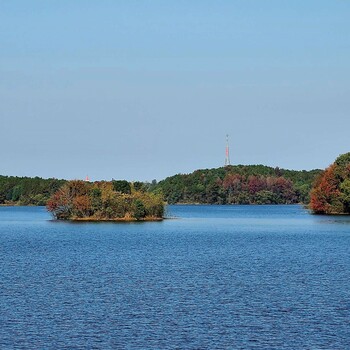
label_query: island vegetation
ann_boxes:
[153,165,321,205]
[310,152,350,215]
[46,180,165,221]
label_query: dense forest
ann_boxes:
[153,165,321,205]
[310,152,350,215]
[0,175,66,205]
[0,165,321,207]
[47,180,164,221]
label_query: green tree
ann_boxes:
[11,185,23,201]
[340,179,350,212]
[90,188,102,212]
[133,199,146,220]
[133,181,145,192]
[112,180,131,194]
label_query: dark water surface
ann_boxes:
[1,205,350,349]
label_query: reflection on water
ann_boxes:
[0,205,349,349]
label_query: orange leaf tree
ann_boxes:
[310,153,350,214]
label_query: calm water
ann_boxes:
[1,205,350,349]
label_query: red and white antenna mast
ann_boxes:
[85,175,90,182]
[225,134,231,166]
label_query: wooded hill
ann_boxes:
[0,164,321,206]
[153,165,321,205]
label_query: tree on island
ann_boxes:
[47,180,165,221]
[310,152,350,214]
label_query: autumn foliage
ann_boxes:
[310,153,350,214]
[47,180,165,221]
[154,165,320,205]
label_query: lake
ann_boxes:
[0,205,350,349]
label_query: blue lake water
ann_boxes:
[1,205,350,349]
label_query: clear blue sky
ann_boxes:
[1,1,349,181]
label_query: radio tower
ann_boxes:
[225,134,231,166]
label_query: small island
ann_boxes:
[47,180,165,221]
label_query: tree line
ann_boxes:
[0,165,321,207]
[153,165,321,205]
[2,156,349,215]
[0,175,66,205]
